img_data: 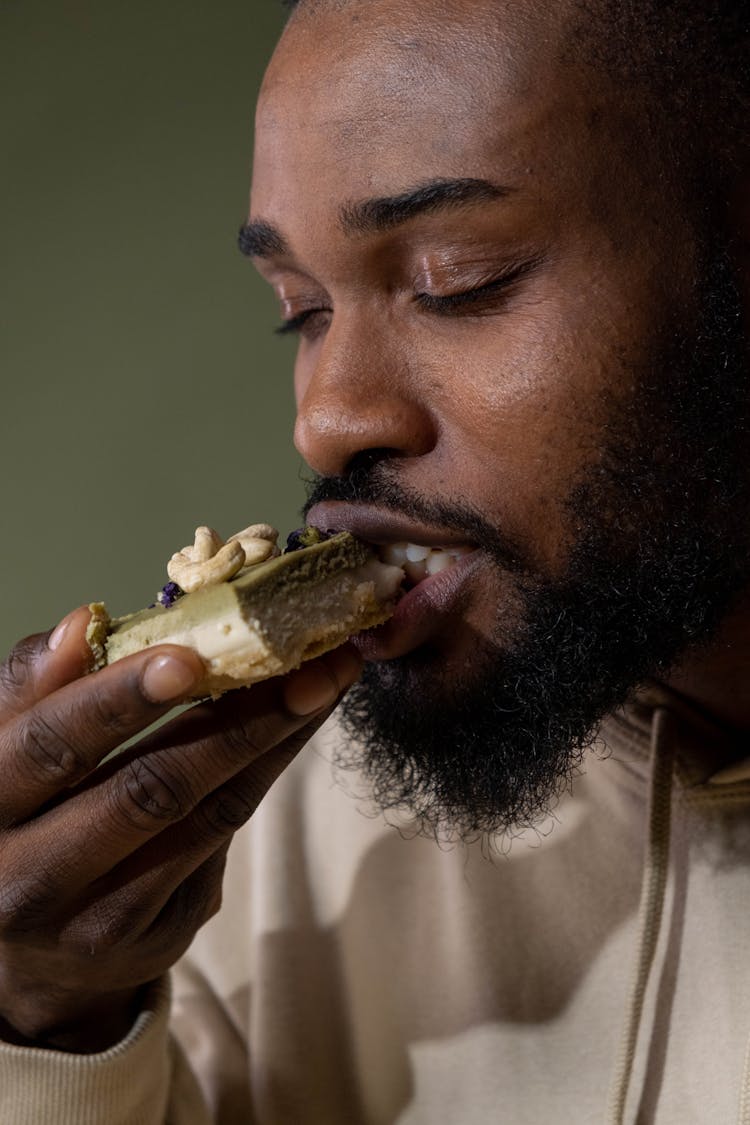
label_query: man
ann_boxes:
[0,0,748,1121]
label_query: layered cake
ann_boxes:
[87,524,403,698]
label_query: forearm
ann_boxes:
[0,986,145,1054]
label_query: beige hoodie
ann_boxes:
[1,687,749,1124]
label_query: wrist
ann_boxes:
[0,986,146,1054]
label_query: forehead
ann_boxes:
[251,0,598,218]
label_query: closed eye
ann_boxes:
[275,307,331,338]
[415,259,541,315]
[274,258,542,337]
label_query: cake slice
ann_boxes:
[87,528,403,698]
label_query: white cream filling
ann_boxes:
[158,606,270,663]
[380,541,474,584]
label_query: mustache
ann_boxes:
[301,452,534,577]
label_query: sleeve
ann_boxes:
[169,957,254,1122]
[0,978,212,1125]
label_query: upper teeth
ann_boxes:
[380,541,473,583]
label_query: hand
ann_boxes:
[0,607,361,1053]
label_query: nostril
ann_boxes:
[294,359,438,477]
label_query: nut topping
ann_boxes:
[228,524,280,566]
[166,524,280,593]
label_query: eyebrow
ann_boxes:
[238,177,513,259]
[237,220,288,259]
[340,177,512,235]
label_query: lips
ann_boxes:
[307,500,481,659]
[308,500,476,550]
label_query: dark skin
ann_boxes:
[1,0,748,1055]
[0,608,361,1051]
[250,0,750,722]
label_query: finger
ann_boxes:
[92,641,362,791]
[68,738,303,961]
[31,849,233,999]
[86,739,306,932]
[281,643,363,717]
[0,607,94,720]
[29,646,360,891]
[0,644,206,827]
[143,848,230,957]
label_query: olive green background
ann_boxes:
[1,1,301,655]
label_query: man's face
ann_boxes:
[247,0,750,836]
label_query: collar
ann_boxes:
[600,681,750,789]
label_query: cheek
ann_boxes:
[432,316,599,478]
[414,297,633,574]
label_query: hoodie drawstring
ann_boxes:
[606,706,676,1125]
[737,1031,750,1123]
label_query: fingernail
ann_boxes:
[142,654,198,702]
[48,619,70,651]
[284,647,363,717]
[326,644,364,689]
[284,664,341,717]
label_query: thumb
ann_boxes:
[0,606,95,717]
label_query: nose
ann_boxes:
[293,319,438,478]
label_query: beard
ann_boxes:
[303,245,750,842]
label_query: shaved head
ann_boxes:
[282,0,750,179]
